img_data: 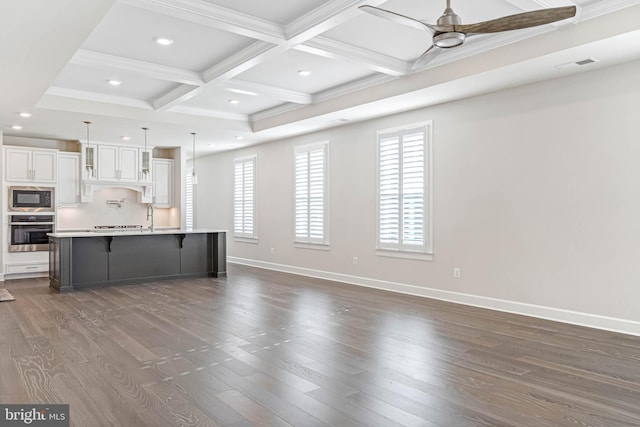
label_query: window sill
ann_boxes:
[294,242,331,251]
[376,248,433,261]
[234,236,258,244]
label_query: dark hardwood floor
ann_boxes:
[1,264,639,426]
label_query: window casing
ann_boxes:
[377,121,432,258]
[234,155,257,240]
[294,142,329,246]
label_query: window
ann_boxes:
[295,142,329,246]
[234,155,257,240]
[377,121,432,258]
[185,170,194,229]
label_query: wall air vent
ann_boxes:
[555,58,600,70]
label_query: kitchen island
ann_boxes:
[48,229,226,292]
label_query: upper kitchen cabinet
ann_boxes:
[57,152,81,206]
[5,147,57,183]
[152,159,173,207]
[97,145,139,182]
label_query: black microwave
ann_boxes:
[9,186,55,212]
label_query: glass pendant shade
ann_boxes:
[142,127,150,176]
[84,121,94,176]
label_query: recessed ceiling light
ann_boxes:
[107,80,122,86]
[121,136,131,141]
[228,99,240,104]
[155,37,174,46]
[12,125,23,130]
[235,136,243,140]
[19,112,32,117]
[298,69,312,77]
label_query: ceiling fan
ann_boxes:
[359,0,577,69]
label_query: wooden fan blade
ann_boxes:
[455,6,576,34]
[358,5,443,33]
[412,45,443,70]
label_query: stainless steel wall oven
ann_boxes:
[9,214,55,252]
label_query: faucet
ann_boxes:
[146,203,155,231]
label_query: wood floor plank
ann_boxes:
[2,265,640,426]
[216,389,294,427]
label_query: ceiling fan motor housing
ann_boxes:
[433,32,466,48]
[434,7,466,48]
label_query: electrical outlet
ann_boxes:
[270,247,275,254]
[453,267,461,278]
[352,257,358,265]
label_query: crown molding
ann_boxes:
[119,0,285,43]
[312,74,397,104]
[70,49,204,86]
[46,86,153,109]
[249,73,396,123]
[296,36,409,76]
[249,102,304,123]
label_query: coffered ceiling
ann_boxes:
[2,0,640,156]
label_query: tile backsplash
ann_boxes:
[56,188,176,230]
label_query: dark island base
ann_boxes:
[49,232,226,292]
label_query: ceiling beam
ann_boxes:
[165,105,247,121]
[154,41,286,110]
[70,49,205,86]
[119,0,285,43]
[46,87,154,109]
[296,36,409,76]
[285,0,387,43]
[151,0,387,111]
[220,80,312,105]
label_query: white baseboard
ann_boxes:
[229,257,640,337]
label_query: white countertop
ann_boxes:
[48,229,227,238]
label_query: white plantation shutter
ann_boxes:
[234,156,257,239]
[378,123,431,253]
[295,142,328,244]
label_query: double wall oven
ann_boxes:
[8,187,55,252]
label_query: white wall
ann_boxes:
[195,60,640,334]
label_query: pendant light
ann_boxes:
[141,127,150,178]
[191,132,198,185]
[84,121,94,177]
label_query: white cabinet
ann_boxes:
[5,147,56,183]
[57,153,81,206]
[97,145,139,182]
[153,159,173,207]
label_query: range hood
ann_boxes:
[81,181,153,204]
